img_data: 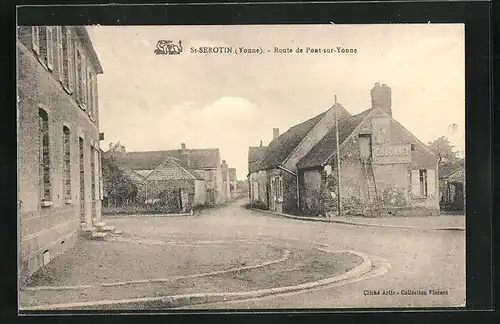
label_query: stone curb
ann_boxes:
[249,208,465,232]
[20,249,372,311]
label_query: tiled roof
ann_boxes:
[112,148,220,170]
[254,104,352,172]
[256,111,328,170]
[248,146,268,174]
[297,108,374,169]
[229,168,237,181]
[147,158,204,181]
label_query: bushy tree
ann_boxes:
[427,136,460,166]
[102,154,137,206]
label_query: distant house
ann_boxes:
[228,168,237,198]
[247,144,269,203]
[439,158,465,212]
[248,83,440,217]
[108,143,227,206]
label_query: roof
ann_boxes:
[297,109,373,169]
[229,168,237,181]
[147,158,204,181]
[112,148,220,171]
[257,111,328,170]
[439,158,465,179]
[248,146,268,174]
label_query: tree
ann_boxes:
[102,154,137,207]
[427,136,460,166]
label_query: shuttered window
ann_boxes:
[88,71,94,119]
[45,26,54,71]
[39,108,51,202]
[56,26,63,82]
[31,26,40,54]
[411,169,432,198]
[63,28,74,92]
[63,126,71,201]
[75,48,81,103]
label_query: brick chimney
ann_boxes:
[273,128,280,140]
[180,143,190,167]
[371,82,392,116]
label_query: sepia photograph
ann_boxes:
[17,23,466,311]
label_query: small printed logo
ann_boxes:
[155,40,183,55]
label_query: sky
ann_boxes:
[87,24,465,180]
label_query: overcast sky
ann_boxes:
[87,24,464,180]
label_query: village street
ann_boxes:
[20,199,465,310]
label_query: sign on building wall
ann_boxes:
[372,144,411,164]
[372,117,391,144]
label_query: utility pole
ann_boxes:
[334,95,342,217]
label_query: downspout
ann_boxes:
[278,166,300,210]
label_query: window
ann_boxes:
[62,28,74,92]
[88,71,94,119]
[63,126,71,202]
[75,48,82,105]
[90,147,96,202]
[82,56,87,108]
[45,26,54,70]
[411,169,436,198]
[39,108,51,203]
[56,26,63,82]
[410,144,416,151]
[31,26,40,54]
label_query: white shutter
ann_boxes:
[32,26,40,54]
[46,26,53,70]
[411,170,420,197]
[426,169,436,196]
[57,27,63,81]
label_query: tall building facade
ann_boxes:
[17,26,104,280]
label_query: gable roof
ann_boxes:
[248,146,268,174]
[147,158,204,181]
[111,148,220,171]
[439,158,465,179]
[297,108,373,169]
[256,111,328,170]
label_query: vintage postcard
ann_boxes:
[17,23,466,311]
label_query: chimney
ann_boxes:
[371,82,392,116]
[260,140,263,147]
[273,128,280,140]
[180,143,190,167]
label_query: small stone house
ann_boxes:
[248,83,440,217]
[110,143,227,206]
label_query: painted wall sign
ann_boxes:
[372,117,391,144]
[372,144,411,164]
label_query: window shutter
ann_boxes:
[57,27,63,81]
[426,169,436,196]
[82,56,87,109]
[411,170,420,197]
[46,26,54,70]
[66,29,74,92]
[32,26,40,54]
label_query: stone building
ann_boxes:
[110,143,227,206]
[17,26,105,280]
[248,83,439,217]
[439,158,465,212]
[228,168,237,199]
